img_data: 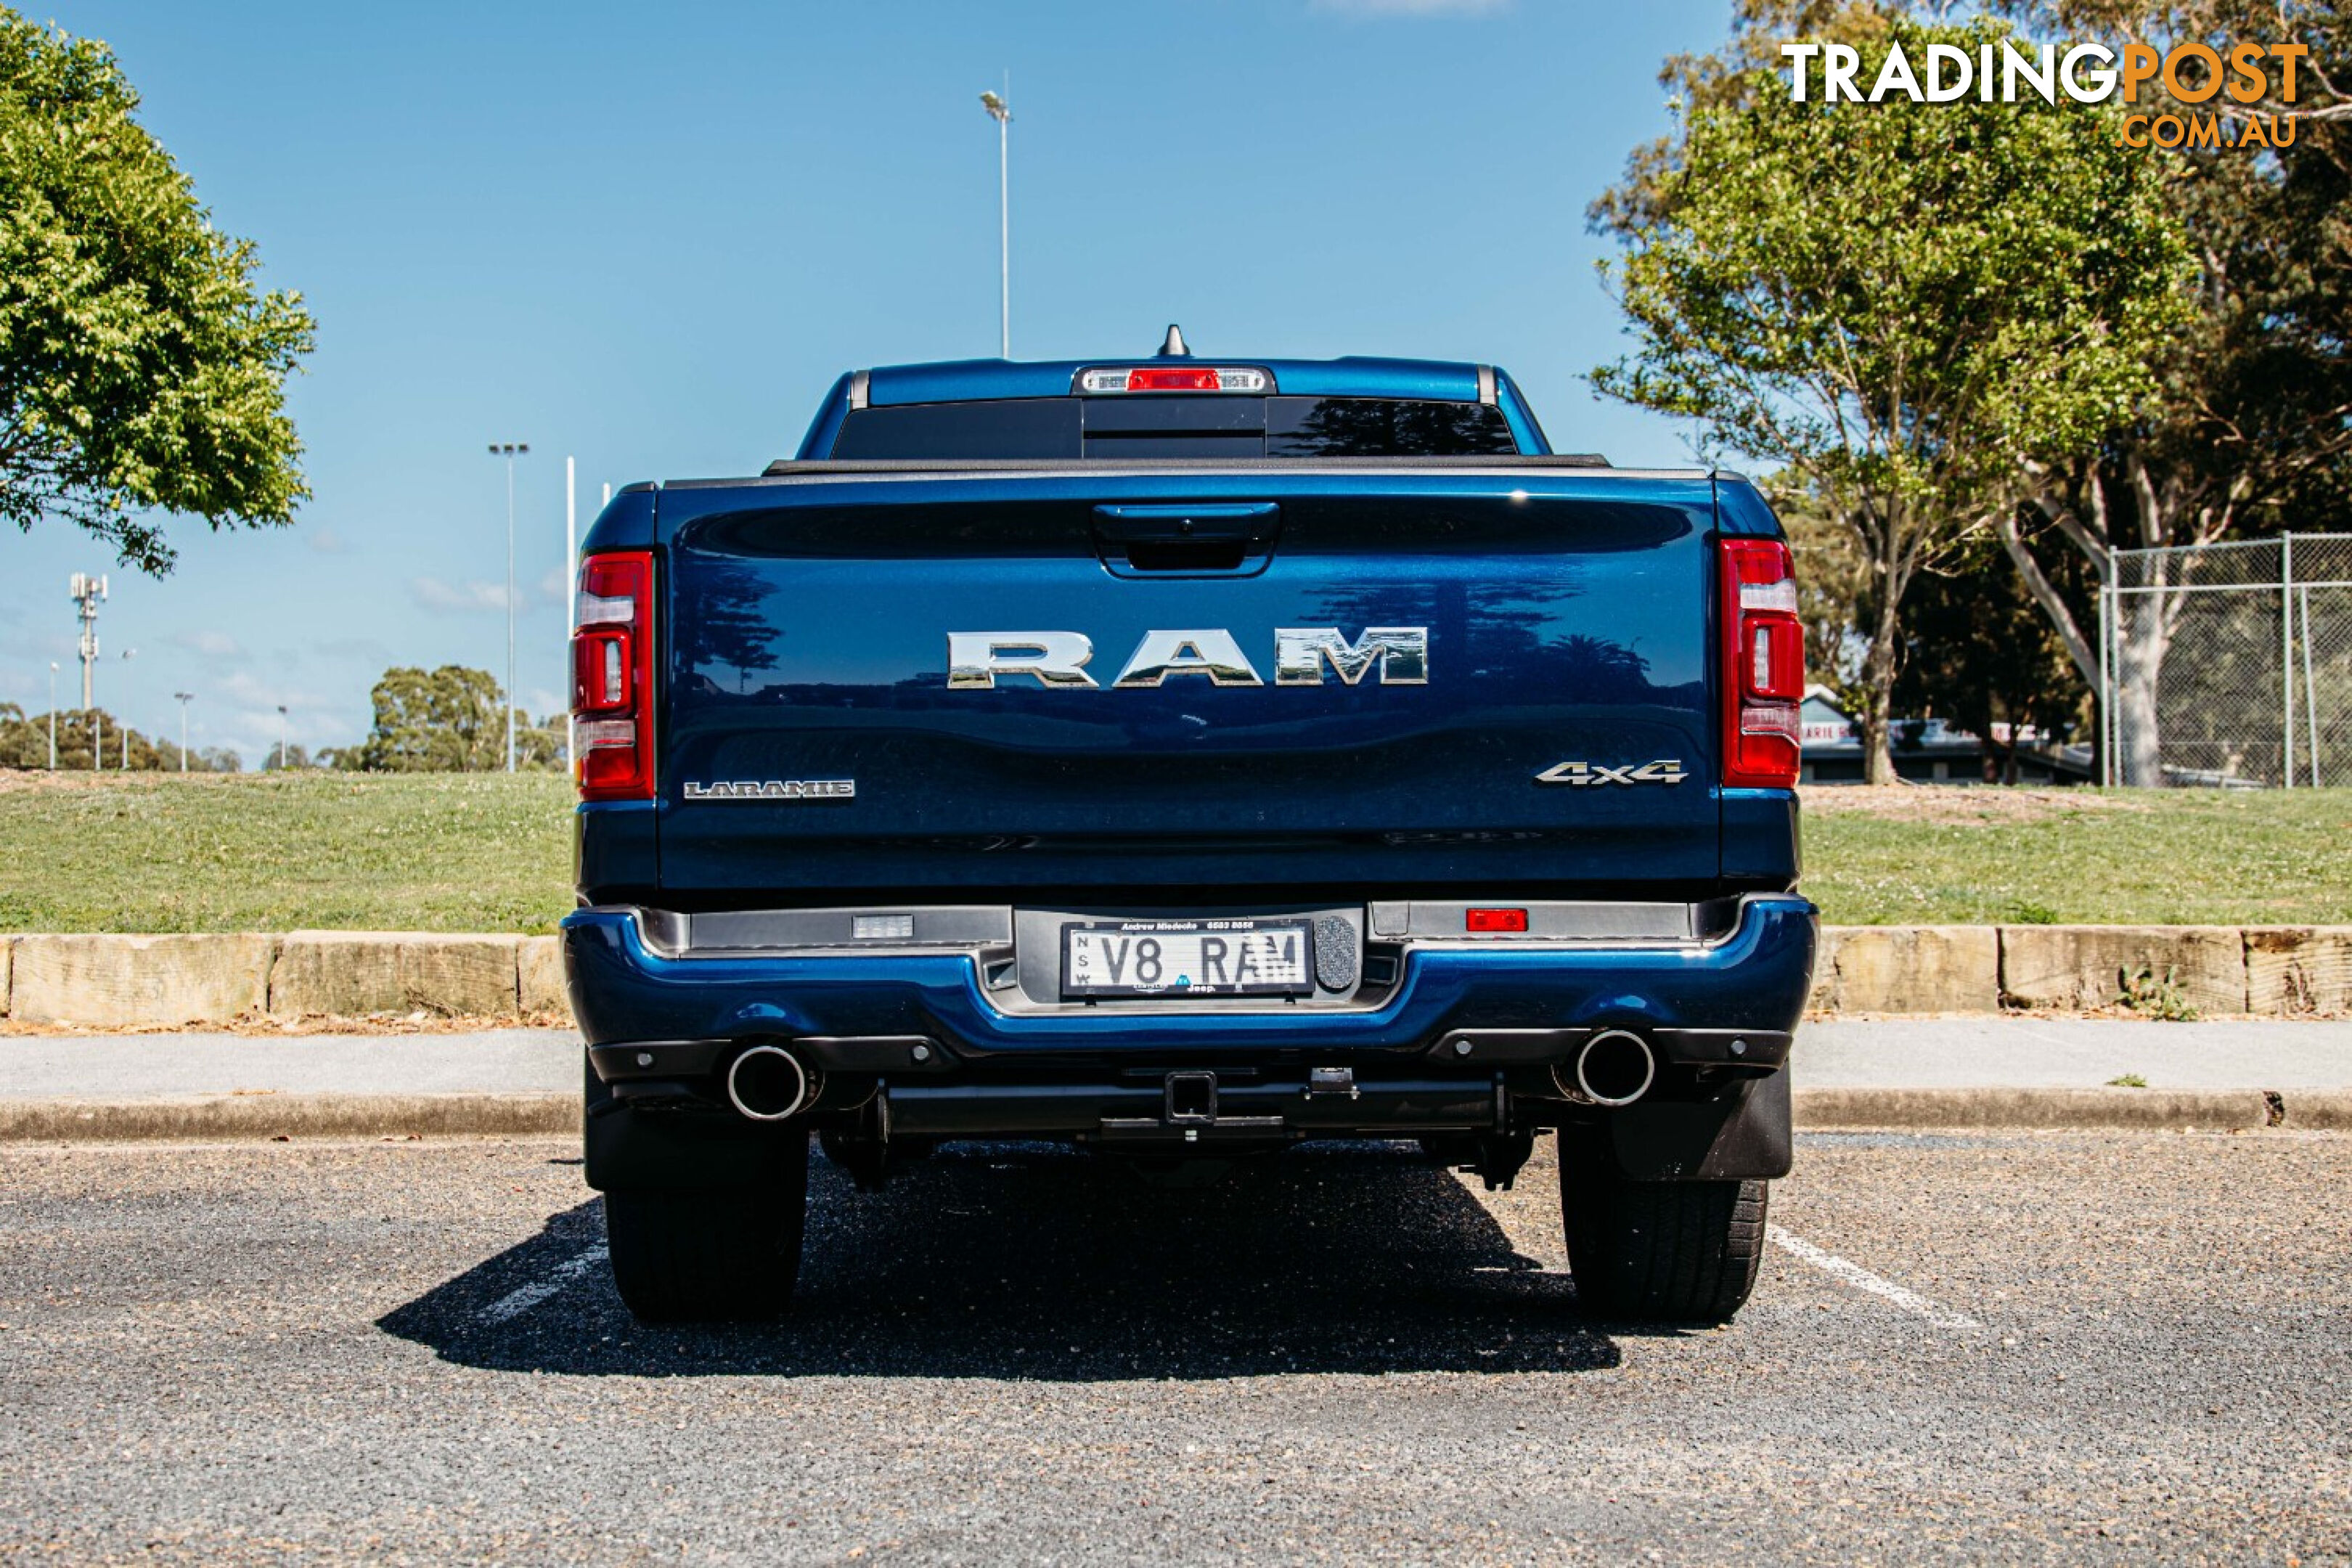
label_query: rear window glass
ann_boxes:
[830,396,1521,460]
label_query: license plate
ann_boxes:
[1061,918,1314,1000]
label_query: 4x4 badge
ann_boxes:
[1536,759,1689,787]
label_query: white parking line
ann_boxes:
[476,1244,609,1326]
[1768,1226,1981,1329]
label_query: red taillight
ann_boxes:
[1720,538,1803,789]
[1124,366,1222,391]
[1076,366,1272,393]
[1466,908,1529,933]
[572,550,656,801]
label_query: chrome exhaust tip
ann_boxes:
[726,1043,815,1122]
[1554,1029,1656,1108]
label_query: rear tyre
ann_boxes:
[1559,1137,1768,1324]
[603,1133,810,1323]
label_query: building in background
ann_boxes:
[1799,687,2092,786]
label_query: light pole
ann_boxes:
[981,85,1010,359]
[565,455,577,769]
[119,648,135,769]
[275,704,288,772]
[487,442,528,772]
[47,662,57,769]
[174,692,193,772]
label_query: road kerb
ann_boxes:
[1793,1086,2290,1130]
[0,1093,573,1143]
[4,1086,2348,1143]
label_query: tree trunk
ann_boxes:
[1858,576,1903,784]
[2113,602,2170,786]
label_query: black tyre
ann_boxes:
[1560,1140,1768,1323]
[603,1134,811,1323]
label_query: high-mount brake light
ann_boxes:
[572,550,657,801]
[1465,908,1530,934]
[1077,367,1271,394]
[1718,537,1804,789]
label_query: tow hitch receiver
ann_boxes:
[1165,1071,1217,1124]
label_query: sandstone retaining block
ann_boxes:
[2242,927,2352,1014]
[11,934,277,1026]
[269,932,520,1018]
[1810,926,1998,1013]
[518,936,569,1016]
[1998,924,2248,1014]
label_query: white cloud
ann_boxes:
[170,629,246,659]
[409,576,514,614]
[316,637,393,665]
[1310,0,1507,14]
[306,526,351,555]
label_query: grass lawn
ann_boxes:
[0,772,2346,932]
[1800,786,2352,926]
[0,772,576,934]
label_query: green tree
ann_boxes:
[1985,0,2352,783]
[1892,542,2091,782]
[0,11,315,573]
[343,666,507,772]
[0,703,204,769]
[340,667,567,772]
[1591,16,2193,780]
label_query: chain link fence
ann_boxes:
[2102,533,2352,787]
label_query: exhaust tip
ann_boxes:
[726,1043,812,1122]
[1556,1029,1656,1108]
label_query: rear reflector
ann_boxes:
[1719,537,1803,789]
[1465,908,1529,933]
[572,550,657,801]
[1078,367,1271,394]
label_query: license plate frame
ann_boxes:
[1060,918,1315,1000]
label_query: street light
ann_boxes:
[174,692,193,773]
[119,648,135,769]
[980,84,1010,358]
[47,662,57,769]
[486,442,529,772]
[275,704,288,772]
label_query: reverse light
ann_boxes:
[1465,908,1530,934]
[1719,537,1804,789]
[572,550,657,801]
[1077,367,1271,394]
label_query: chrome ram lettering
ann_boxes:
[948,627,1429,690]
[1112,629,1262,688]
[947,632,1098,689]
[1273,626,1429,686]
[684,779,857,801]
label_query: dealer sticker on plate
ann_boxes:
[1061,918,1314,1000]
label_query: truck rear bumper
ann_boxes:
[562,893,1818,1063]
[566,895,1815,1188]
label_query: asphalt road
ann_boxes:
[1,1130,2347,1563]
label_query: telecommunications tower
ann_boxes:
[69,573,107,708]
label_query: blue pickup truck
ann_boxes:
[564,332,1818,1325]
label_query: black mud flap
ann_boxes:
[1596,1071,1792,1182]
[584,1060,791,1193]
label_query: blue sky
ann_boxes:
[4,0,1733,766]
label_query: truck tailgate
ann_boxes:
[653,469,1718,898]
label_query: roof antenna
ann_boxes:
[1156,324,1189,358]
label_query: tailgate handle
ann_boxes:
[1091,503,1281,577]
[1091,502,1279,544]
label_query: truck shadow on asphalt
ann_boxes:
[378,1141,1630,1381]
